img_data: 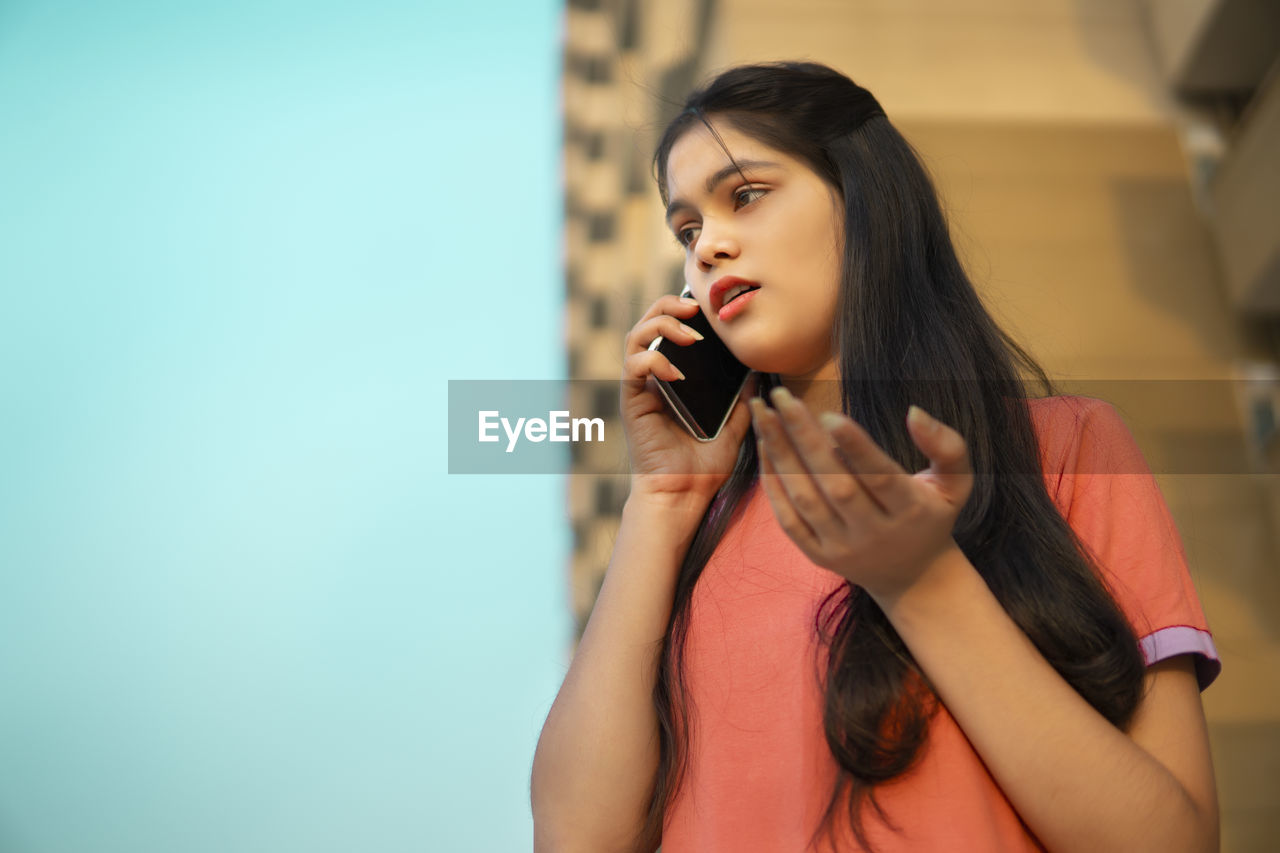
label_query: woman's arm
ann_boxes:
[882,545,1218,853]
[532,293,754,852]
[530,492,704,853]
[750,388,1218,852]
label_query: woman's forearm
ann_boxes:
[531,491,707,853]
[877,545,1218,853]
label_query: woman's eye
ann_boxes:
[672,189,764,248]
[676,226,700,248]
[734,187,767,208]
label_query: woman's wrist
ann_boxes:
[624,486,712,518]
[872,540,979,626]
[622,484,716,538]
[627,475,721,511]
[610,489,714,583]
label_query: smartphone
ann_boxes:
[647,289,751,441]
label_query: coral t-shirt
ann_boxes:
[660,396,1219,852]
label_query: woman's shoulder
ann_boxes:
[1025,393,1118,424]
[1025,394,1131,446]
[1024,394,1146,483]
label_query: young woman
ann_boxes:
[531,61,1221,853]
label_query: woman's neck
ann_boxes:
[778,359,841,412]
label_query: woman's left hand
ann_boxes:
[750,386,974,604]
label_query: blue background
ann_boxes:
[0,1,567,850]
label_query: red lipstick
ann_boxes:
[709,276,760,321]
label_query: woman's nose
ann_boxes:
[693,220,739,270]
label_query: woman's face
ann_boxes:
[664,119,844,381]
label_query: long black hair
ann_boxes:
[643,61,1146,851]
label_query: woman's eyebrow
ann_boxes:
[665,159,781,225]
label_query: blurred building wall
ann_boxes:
[561,1,1280,849]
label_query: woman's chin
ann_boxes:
[732,348,831,380]
[725,339,785,374]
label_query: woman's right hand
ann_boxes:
[621,294,755,506]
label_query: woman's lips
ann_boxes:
[718,286,759,322]
[709,275,759,314]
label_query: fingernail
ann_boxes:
[908,405,937,433]
[770,386,794,406]
[819,412,844,431]
[672,366,686,380]
[680,296,699,305]
[680,324,705,341]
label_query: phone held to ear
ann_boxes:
[647,289,751,441]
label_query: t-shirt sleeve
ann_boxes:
[1040,396,1220,690]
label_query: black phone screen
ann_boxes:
[652,305,750,440]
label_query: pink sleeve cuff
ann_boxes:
[1138,626,1221,690]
